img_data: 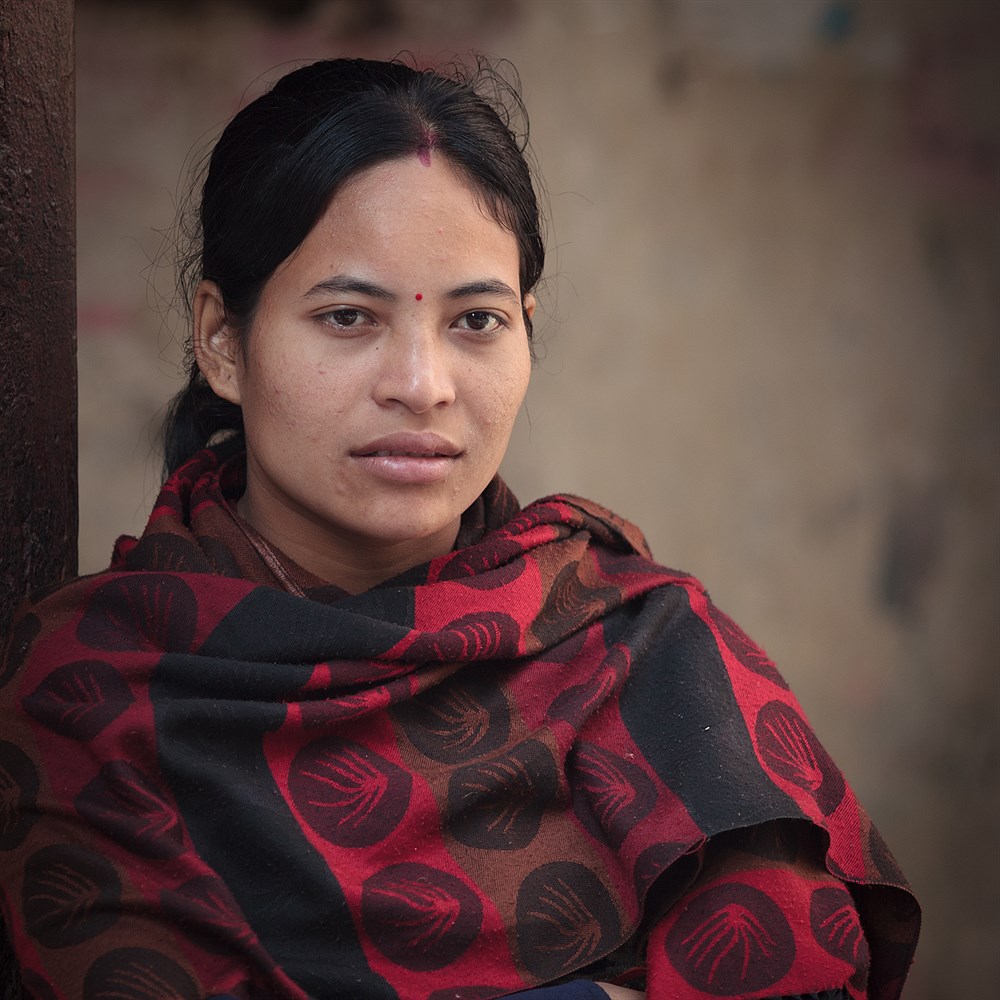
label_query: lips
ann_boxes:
[352,433,461,459]
[351,433,462,485]
[369,449,445,457]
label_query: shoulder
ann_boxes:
[519,492,657,560]
[1,565,259,701]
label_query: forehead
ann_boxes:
[270,155,522,291]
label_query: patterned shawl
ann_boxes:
[0,447,919,1000]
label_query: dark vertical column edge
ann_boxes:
[0,1,77,626]
[0,1,76,995]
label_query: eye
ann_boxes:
[455,311,504,335]
[318,308,373,330]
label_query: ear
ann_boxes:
[192,280,242,405]
[523,292,537,323]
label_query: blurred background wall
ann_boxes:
[75,0,998,996]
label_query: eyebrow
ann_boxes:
[303,275,520,304]
[303,276,396,301]
[446,279,521,304]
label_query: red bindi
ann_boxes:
[414,293,423,301]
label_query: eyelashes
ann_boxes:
[316,308,509,337]
[454,311,506,335]
[318,307,373,330]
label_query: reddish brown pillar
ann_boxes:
[0,2,75,995]
[0,0,77,632]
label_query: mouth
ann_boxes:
[351,433,462,459]
[350,433,462,484]
[363,449,453,458]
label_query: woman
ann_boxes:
[0,58,918,1000]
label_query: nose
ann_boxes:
[373,325,456,414]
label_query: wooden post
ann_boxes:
[0,1,75,994]
[0,3,77,622]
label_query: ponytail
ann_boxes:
[161,369,243,478]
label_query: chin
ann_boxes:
[358,511,459,548]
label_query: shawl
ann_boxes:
[0,447,919,1000]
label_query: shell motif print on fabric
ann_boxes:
[0,447,919,999]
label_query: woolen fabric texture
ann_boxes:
[0,446,919,999]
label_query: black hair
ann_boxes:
[162,56,545,476]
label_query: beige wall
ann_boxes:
[76,1,999,995]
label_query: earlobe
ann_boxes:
[192,280,242,405]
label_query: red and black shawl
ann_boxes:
[0,447,919,1000]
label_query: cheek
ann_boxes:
[477,355,530,435]
[241,355,335,441]
[501,347,532,415]
[242,363,293,428]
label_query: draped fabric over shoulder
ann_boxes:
[0,446,919,1000]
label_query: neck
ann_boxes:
[235,494,460,594]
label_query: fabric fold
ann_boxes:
[0,446,919,1000]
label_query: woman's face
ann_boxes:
[196,155,534,590]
